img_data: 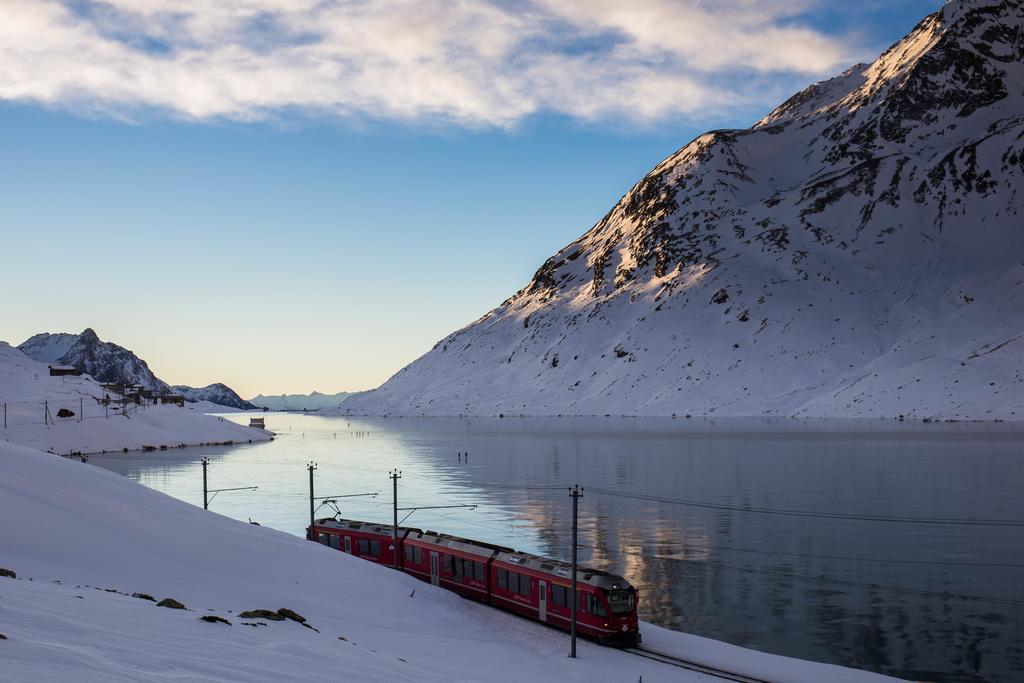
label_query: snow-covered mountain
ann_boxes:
[342,0,1024,420]
[17,329,253,411]
[20,329,171,394]
[173,383,257,411]
[15,332,80,364]
[250,391,351,411]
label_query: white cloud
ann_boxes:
[0,0,860,127]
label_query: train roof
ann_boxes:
[314,517,421,538]
[405,529,514,559]
[494,550,633,591]
[316,517,633,591]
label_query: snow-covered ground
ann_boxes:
[0,441,895,682]
[0,342,270,455]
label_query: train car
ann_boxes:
[308,517,640,646]
[402,530,512,601]
[310,517,413,568]
[490,550,640,646]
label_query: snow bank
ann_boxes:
[0,442,894,682]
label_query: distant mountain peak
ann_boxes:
[173,383,256,411]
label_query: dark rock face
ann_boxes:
[200,615,231,625]
[343,0,1024,420]
[131,593,155,601]
[0,568,16,579]
[276,608,306,623]
[238,609,285,621]
[156,598,186,609]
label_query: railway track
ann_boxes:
[624,647,773,683]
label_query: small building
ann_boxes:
[159,394,185,407]
[49,365,82,377]
[249,417,266,429]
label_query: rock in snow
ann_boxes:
[342,0,1024,420]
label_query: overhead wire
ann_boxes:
[586,486,1024,527]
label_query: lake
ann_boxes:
[90,414,1024,682]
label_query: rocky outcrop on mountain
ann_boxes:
[342,0,1024,420]
[173,384,256,411]
[20,329,171,394]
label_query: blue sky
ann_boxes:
[0,0,942,396]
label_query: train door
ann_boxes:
[343,536,352,554]
[538,580,548,622]
[430,552,439,586]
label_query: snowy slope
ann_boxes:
[0,342,270,454]
[16,332,79,364]
[174,383,257,411]
[342,0,1024,420]
[251,391,352,411]
[0,441,893,682]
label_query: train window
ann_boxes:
[585,594,607,617]
[405,545,423,564]
[552,585,567,608]
[515,573,531,597]
[497,569,508,589]
[328,535,340,550]
[606,589,634,615]
[474,561,485,582]
[443,554,453,574]
[369,540,382,556]
[453,557,463,579]
[358,538,370,554]
[317,533,331,546]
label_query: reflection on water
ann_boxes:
[91,415,1024,682]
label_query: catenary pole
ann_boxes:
[390,469,402,569]
[308,462,318,538]
[202,458,209,510]
[570,484,583,658]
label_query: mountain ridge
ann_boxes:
[341,0,1024,420]
[250,391,352,411]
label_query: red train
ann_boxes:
[308,517,641,646]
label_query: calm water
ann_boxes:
[91,414,1024,682]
